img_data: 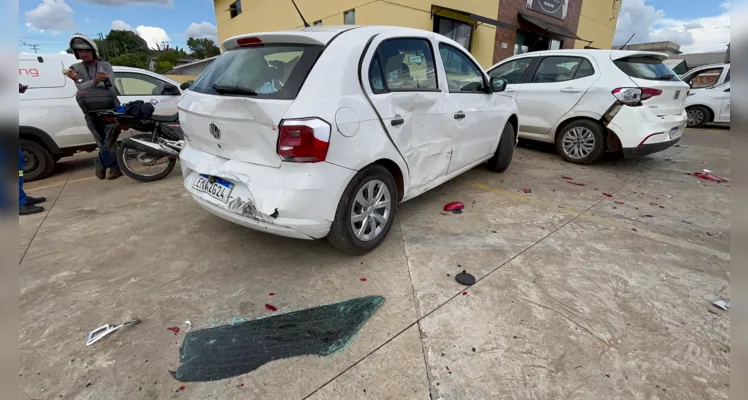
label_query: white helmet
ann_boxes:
[69,33,99,60]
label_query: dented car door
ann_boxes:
[363,34,452,189]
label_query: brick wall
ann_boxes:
[492,0,583,64]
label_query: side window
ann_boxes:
[725,69,730,83]
[531,57,585,83]
[488,58,532,84]
[369,38,438,92]
[115,72,167,96]
[686,68,723,88]
[438,43,485,93]
[575,59,595,79]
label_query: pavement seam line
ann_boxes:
[397,213,437,399]
[19,156,77,265]
[302,150,686,399]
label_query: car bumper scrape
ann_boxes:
[605,104,686,153]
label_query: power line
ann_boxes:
[22,42,40,54]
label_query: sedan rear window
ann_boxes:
[614,56,679,81]
[190,44,324,99]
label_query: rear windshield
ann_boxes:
[190,44,324,99]
[614,56,679,81]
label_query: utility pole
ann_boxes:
[22,42,40,54]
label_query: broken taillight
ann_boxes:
[277,118,331,163]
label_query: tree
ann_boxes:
[109,52,149,69]
[104,30,148,59]
[187,37,220,59]
[153,49,181,73]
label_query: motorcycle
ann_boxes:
[93,110,184,182]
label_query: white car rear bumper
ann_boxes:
[607,106,687,157]
[179,145,355,240]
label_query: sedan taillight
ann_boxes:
[277,118,331,163]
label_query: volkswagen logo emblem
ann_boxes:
[209,123,221,140]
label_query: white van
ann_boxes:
[18,53,184,181]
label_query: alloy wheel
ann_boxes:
[687,109,704,127]
[561,127,596,160]
[350,180,391,242]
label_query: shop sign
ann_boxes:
[526,0,568,20]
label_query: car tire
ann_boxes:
[328,164,398,255]
[687,105,710,128]
[487,122,515,173]
[20,139,55,182]
[556,120,606,165]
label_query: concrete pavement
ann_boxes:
[19,127,730,399]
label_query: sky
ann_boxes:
[613,0,731,53]
[18,0,732,55]
[19,0,218,54]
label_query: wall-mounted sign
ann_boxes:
[526,0,568,20]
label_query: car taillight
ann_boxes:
[612,88,642,105]
[277,118,331,163]
[640,88,662,100]
[236,37,263,47]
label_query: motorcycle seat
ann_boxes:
[151,113,179,123]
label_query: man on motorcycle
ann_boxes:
[65,33,122,180]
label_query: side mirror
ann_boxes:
[179,81,193,91]
[162,83,181,95]
[490,77,507,93]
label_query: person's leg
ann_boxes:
[19,147,44,215]
[86,116,107,179]
[101,124,122,180]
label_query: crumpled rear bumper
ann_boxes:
[607,105,687,154]
[179,145,356,240]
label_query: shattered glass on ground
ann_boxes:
[172,295,385,382]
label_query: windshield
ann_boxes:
[190,44,324,99]
[614,56,680,81]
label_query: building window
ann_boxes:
[313,20,322,26]
[550,39,562,50]
[229,0,242,18]
[344,9,355,25]
[434,16,472,50]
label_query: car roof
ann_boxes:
[488,49,670,68]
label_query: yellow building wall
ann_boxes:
[214,0,498,67]
[574,0,621,49]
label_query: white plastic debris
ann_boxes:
[712,300,730,311]
[703,169,712,173]
[185,320,193,333]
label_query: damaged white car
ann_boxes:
[487,49,689,164]
[178,26,518,254]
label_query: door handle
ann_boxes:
[454,112,466,120]
[560,88,581,93]
[391,117,404,126]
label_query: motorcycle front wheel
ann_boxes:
[116,133,177,182]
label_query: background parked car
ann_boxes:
[18,53,183,181]
[179,26,518,255]
[685,82,730,128]
[679,63,730,91]
[487,49,689,164]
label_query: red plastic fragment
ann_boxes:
[602,192,613,197]
[239,384,244,387]
[269,293,276,296]
[178,386,186,391]
[693,172,728,183]
[521,188,532,193]
[167,327,180,335]
[265,304,278,312]
[443,202,465,212]
[615,201,624,205]
[567,181,586,186]
[562,176,573,180]
[462,291,468,296]
[360,277,367,282]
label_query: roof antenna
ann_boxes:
[291,0,311,28]
[620,33,635,49]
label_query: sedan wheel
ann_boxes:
[350,180,391,242]
[561,127,596,160]
[687,107,706,128]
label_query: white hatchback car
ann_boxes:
[178,26,519,254]
[685,82,730,128]
[487,50,689,164]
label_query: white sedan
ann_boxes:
[685,83,730,128]
[178,26,519,254]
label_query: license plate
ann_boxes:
[193,175,234,203]
[669,126,683,139]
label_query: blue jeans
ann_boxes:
[19,147,27,206]
[86,116,119,172]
